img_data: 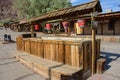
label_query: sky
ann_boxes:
[70,0,120,13]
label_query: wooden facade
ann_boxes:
[17,1,102,33]
[17,11,120,35]
[83,12,120,35]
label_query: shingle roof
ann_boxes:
[19,1,102,24]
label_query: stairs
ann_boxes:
[16,52,83,80]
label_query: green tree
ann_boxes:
[13,0,71,19]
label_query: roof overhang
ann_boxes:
[19,1,102,24]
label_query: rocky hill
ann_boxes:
[0,0,17,20]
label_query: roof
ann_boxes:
[77,11,120,20]
[98,11,120,20]
[19,1,102,24]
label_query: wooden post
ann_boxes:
[92,28,96,75]
[68,27,71,36]
[91,8,96,76]
[101,20,103,35]
[31,24,34,38]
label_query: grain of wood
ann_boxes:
[65,44,71,65]
[58,42,64,63]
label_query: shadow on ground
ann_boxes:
[101,52,120,70]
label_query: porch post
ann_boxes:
[91,8,97,76]
[31,23,34,38]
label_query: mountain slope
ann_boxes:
[0,0,17,20]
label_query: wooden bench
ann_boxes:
[16,52,83,80]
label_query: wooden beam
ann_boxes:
[92,8,96,76]
[101,20,103,35]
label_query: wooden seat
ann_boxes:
[16,52,83,80]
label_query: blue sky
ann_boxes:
[70,0,120,12]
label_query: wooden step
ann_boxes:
[16,52,83,80]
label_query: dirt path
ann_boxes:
[0,28,47,80]
[88,42,120,80]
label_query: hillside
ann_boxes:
[0,0,17,21]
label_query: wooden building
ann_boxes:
[18,0,120,36]
[16,1,106,80]
[19,1,102,33]
[80,11,120,35]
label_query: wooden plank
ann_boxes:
[51,43,56,61]
[21,40,25,51]
[45,42,48,59]
[55,43,59,62]
[83,42,90,72]
[47,43,50,60]
[58,42,64,63]
[65,44,71,65]
[75,46,80,67]
[35,41,38,56]
[71,45,76,67]
[83,43,87,72]
[38,41,44,58]
[24,39,30,53]
[43,42,47,59]
[79,44,84,69]
[96,40,100,59]
[30,41,35,55]
[88,42,92,69]
[16,36,23,51]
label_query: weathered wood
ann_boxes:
[16,37,101,78]
[24,38,30,53]
[30,40,35,55]
[96,39,100,59]
[37,40,44,58]
[97,58,106,74]
[21,40,25,52]
[16,36,23,51]
[71,45,80,67]
[16,53,83,80]
[17,38,100,68]
[79,44,84,69]
[58,42,64,63]
[65,44,71,65]
[83,42,89,72]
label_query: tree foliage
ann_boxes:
[13,0,72,19]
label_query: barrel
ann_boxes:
[46,23,52,30]
[34,24,39,31]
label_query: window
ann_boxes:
[108,19,115,30]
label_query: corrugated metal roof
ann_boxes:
[19,1,102,24]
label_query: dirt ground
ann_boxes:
[0,28,47,80]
